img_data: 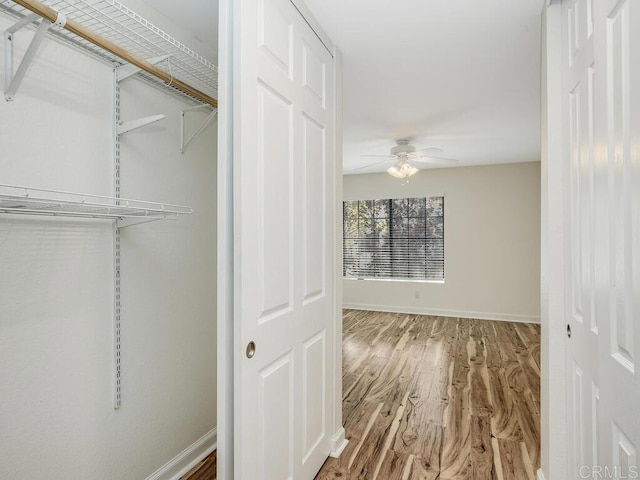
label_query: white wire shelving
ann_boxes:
[0,0,217,105]
[1,0,210,410]
[0,184,193,228]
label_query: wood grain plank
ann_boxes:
[513,392,541,469]
[440,384,472,479]
[367,351,410,402]
[375,450,412,480]
[412,315,436,345]
[314,459,347,480]
[441,317,473,478]
[482,321,504,370]
[470,415,496,480]
[486,368,523,441]
[469,322,493,418]
[343,355,389,413]
[347,414,395,479]
[342,371,363,401]
[392,421,443,479]
[348,373,412,479]
[495,439,534,480]
[343,400,385,442]
[411,367,449,427]
[493,322,521,363]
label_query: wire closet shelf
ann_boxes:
[0,0,218,105]
[0,184,193,225]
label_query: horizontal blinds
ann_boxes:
[343,197,444,281]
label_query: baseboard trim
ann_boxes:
[145,428,217,480]
[343,303,540,324]
[537,469,547,480]
[329,427,348,458]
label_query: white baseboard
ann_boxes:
[329,427,348,458]
[537,469,546,480]
[146,428,217,480]
[342,303,540,324]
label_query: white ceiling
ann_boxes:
[304,0,543,174]
[143,0,542,175]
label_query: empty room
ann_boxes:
[2,0,639,479]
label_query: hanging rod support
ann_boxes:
[5,18,51,101]
[118,54,172,81]
[117,114,165,136]
[10,0,218,108]
[181,107,218,153]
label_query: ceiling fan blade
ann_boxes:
[359,154,394,158]
[412,147,444,154]
[350,158,393,172]
[412,156,459,165]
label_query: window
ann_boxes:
[343,196,444,281]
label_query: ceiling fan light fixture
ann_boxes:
[387,159,418,179]
[386,163,405,178]
[402,162,419,177]
[358,139,456,176]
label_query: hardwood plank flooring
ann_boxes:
[179,310,541,480]
[316,309,541,480]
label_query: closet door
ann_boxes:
[233,0,335,478]
[562,0,640,476]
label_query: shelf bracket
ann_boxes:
[180,105,217,153]
[118,54,172,81]
[116,217,165,229]
[117,114,165,136]
[4,16,52,101]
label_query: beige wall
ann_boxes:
[343,162,541,322]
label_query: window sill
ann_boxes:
[343,277,445,284]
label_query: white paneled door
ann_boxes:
[233,0,335,479]
[563,0,640,477]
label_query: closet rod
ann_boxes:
[12,0,218,108]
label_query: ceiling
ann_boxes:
[143,0,542,175]
[304,0,543,174]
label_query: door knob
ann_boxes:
[246,341,256,358]
[567,324,571,338]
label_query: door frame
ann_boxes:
[216,1,346,478]
[540,1,568,479]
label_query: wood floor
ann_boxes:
[181,309,541,480]
[315,310,541,480]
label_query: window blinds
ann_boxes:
[343,197,444,281]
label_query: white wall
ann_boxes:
[343,162,541,322]
[0,9,216,480]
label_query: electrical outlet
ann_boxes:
[415,290,421,299]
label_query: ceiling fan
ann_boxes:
[359,139,458,178]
